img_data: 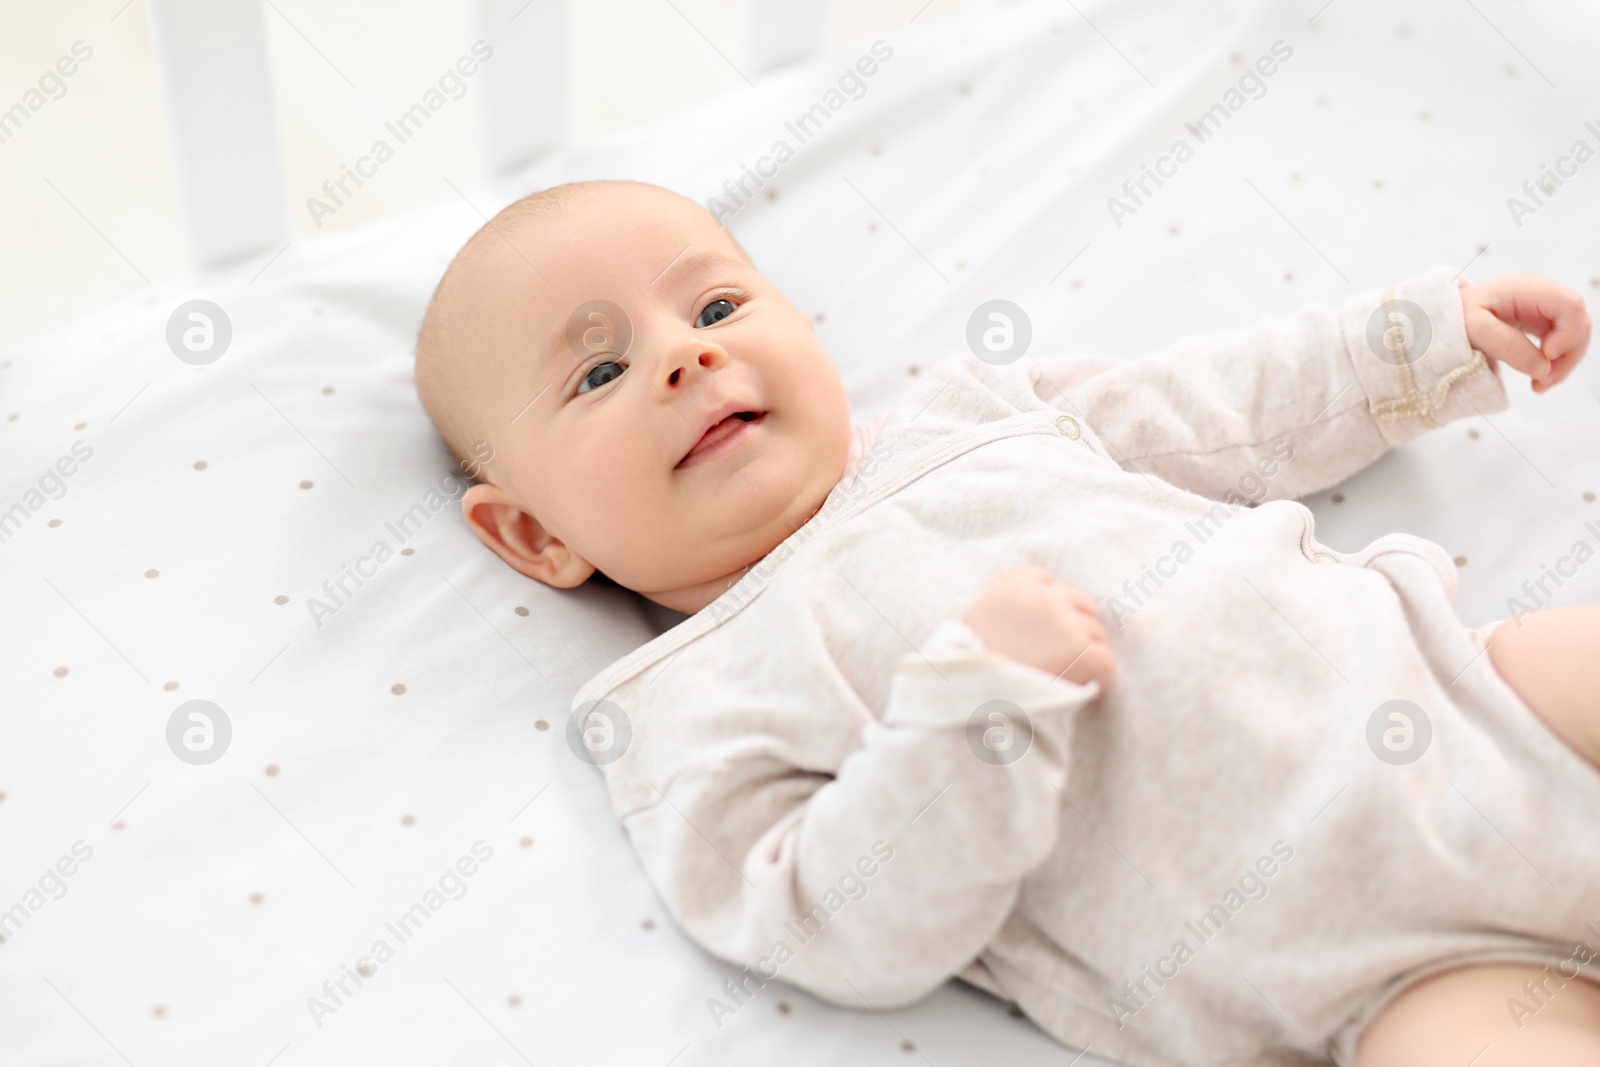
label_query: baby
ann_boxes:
[416,179,1600,1066]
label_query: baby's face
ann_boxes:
[452,183,852,614]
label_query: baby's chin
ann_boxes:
[618,488,824,603]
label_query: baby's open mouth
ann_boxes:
[677,410,764,469]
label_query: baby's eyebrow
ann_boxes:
[651,247,747,289]
[535,319,570,377]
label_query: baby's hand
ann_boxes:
[1459,274,1591,393]
[960,566,1115,689]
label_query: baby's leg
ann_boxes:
[1357,963,1600,1066]
[1486,605,1600,770]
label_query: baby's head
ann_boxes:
[416,180,852,615]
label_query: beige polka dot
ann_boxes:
[249,892,263,904]
[1331,493,1344,504]
[1008,1004,1026,1018]
[401,814,416,826]
[514,606,529,617]
[265,764,279,777]
[765,189,777,201]
[74,422,86,430]
[907,366,919,376]
[163,680,178,691]
[1453,556,1467,567]
[400,548,415,556]
[1071,279,1082,289]
[1505,64,1517,77]
[866,222,878,233]
[900,1039,915,1051]
[777,1000,791,1014]
[299,480,313,490]
[1289,173,1300,183]
[151,1005,166,1018]
[48,518,61,528]
[519,836,533,848]
[312,307,323,315]
[1418,110,1430,121]
[814,312,826,323]
[642,918,655,929]
[1283,273,1294,283]
[7,413,17,422]
[1584,491,1595,502]
[1372,179,1384,190]
[1168,225,1179,236]
[957,82,970,95]
[870,144,881,155]
[0,792,7,803]
[1476,244,1488,255]
[112,820,126,831]
[1468,428,1480,439]
[145,568,159,579]
[274,595,289,605]
[194,460,207,470]
[1315,96,1327,107]
[534,719,548,731]
[508,993,522,1007]
[392,683,406,695]
[54,666,67,677]
[955,262,966,271]
[322,386,334,395]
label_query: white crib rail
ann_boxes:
[145,0,828,270]
[473,0,567,179]
[146,0,289,270]
[743,0,828,77]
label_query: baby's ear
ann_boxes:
[460,483,596,588]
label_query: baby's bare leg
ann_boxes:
[1357,963,1600,1066]
[1486,605,1600,770]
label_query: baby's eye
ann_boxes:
[576,360,625,395]
[696,298,737,328]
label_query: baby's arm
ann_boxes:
[1028,268,1585,503]
[613,573,1106,1010]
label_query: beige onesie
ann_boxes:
[569,265,1600,1066]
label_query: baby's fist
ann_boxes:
[960,566,1114,689]
[1459,274,1590,393]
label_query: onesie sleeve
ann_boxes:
[1026,264,1510,503]
[611,618,1099,1010]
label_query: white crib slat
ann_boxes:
[742,0,828,74]
[473,0,568,178]
[146,0,288,269]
